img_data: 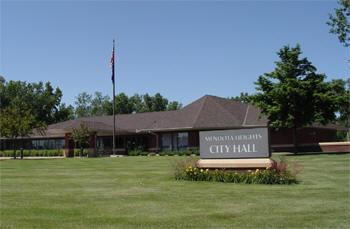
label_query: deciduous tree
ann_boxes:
[0,78,73,125]
[74,92,92,118]
[0,107,46,157]
[229,92,252,103]
[327,0,350,47]
[167,101,182,111]
[331,78,350,141]
[91,92,110,116]
[71,124,89,157]
[251,44,339,153]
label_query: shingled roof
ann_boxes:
[43,95,268,137]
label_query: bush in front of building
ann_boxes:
[0,149,64,157]
[166,151,174,156]
[139,151,148,156]
[126,149,199,157]
[73,148,88,157]
[128,149,142,156]
[174,157,301,184]
[192,149,200,156]
[158,151,166,156]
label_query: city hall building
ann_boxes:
[0,95,345,155]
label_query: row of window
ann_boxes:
[96,136,148,151]
[0,139,65,150]
[0,132,190,151]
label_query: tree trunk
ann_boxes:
[292,126,298,154]
[80,146,83,157]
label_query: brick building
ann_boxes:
[0,95,345,155]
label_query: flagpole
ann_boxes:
[112,39,116,156]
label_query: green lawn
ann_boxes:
[1,153,349,229]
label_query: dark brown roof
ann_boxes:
[13,95,344,138]
[1,95,344,140]
[187,95,268,128]
[42,95,267,137]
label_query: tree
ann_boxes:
[74,92,92,118]
[331,78,350,125]
[0,78,73,125]
[142,93,155,112]
[327,0,350,47]
[0,107,46,157]
[104,93,134,115]
[129,94,144,113]
[71,124,89,157]
[152,93,168,111]
[114,93,134,114]
[77,92,182,116]
[74,91,112,117]
[54,103,75,123]
[141,93,169,112]
[167,101,182,111]
[229,92,252,103]
[331,78,350,141]
[251,44,339,153]
[91,92,110,116]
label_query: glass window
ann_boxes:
[55,139,65,149]
[116,137,124,148]
[96,137,104,149]
[172,134,178,151]
[161,134,172,151]
[177,132,188,150]
[161,132,188,151]
[103,136,113,149]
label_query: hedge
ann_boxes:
[127,149,200,156]
[0,149,64,157]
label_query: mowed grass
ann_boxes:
[0,153,349,229]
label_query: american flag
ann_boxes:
[110,41,115,83]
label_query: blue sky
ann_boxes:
[1,0,348,107]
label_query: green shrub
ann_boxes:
[335,130,349,142]
[184,150,192,156]
[154,150,197,156]
[139,151,148,156]
[73,148,88,157]
[176,150,185,156]
[0,150,14,157]
[97,149,105,155]
[148,152,156,156]
[128,149,141,156]
[166,151,174,156]
[158,151,166,156]
[191,149,200,156]
[0,149,64,157]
